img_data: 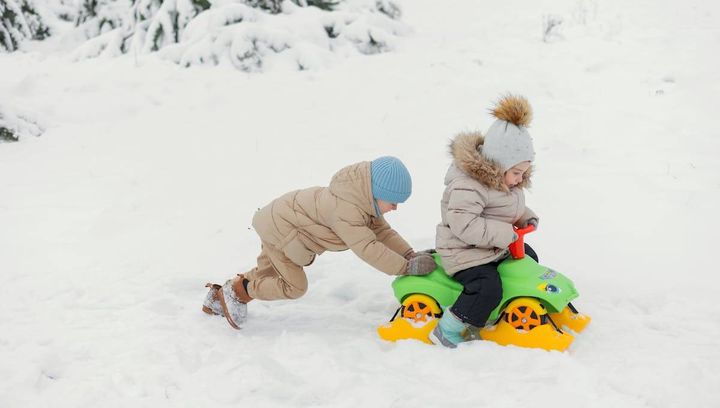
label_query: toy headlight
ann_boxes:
[537,283,561,294]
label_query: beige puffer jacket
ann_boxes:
[435,132,538,275]
[251,161,412,275]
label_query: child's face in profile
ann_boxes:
[503,161,531,188]
[377,199,398,214]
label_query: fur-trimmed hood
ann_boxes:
[448,131,532,192]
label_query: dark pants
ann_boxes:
[450,244,539,327]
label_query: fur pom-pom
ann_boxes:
[491,94,533,127]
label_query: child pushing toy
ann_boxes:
[202,157,437,329]
[431,94,540,348]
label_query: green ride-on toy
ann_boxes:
[377,225,591,351]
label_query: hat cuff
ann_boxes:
[372,185,411,204]
[498,154,535,171]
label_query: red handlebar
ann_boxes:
[508,224,536,259]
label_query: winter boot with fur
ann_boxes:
[203,275,253,329]
[219,275,253,329]
[429,309,469,348]
[202,283,225,316]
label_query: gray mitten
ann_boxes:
[405,248,436,260]
[525,218,538,229]
[406,254,437,276]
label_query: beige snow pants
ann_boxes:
[243,241,310,300]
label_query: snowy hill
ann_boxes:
[1,0,719,406]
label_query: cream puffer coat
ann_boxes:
[252,161,412,275]
[435,132,538,275]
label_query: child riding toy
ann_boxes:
[377,225,591,351]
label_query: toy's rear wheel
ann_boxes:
[377,294,442,344]
[401,294,442,324]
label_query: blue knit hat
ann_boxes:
[370,156,412,204]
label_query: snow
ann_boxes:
[1,0,719,406]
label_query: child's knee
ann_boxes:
[284,281,308,299]
[483,274,504,305]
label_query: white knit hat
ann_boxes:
[480,94,535,172]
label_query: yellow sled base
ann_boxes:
[480,320,573,352]
[378,296,591,352]
[549,304,592,333]
[377,294,441,344]
[480,298,590,352]
[377,317,438,344]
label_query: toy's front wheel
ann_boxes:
[480,298,574,352]
[505,299,545,331]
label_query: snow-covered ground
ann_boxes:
[2,0,719,406]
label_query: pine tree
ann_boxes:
[71,0,406,72]
[125,0,211,52]
[245,0,339,14]
[0,0,50,52]
[75,0,128,37]
[110,0,340,54]
[0,106,42,142]
[0,125,16,142]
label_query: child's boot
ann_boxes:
[429,309,468,348]
[463,324,483,341]
[216,274,253,329]
[202,283,225,316]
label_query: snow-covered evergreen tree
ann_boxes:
[74,0,128,38]
[72,0,407,72]
[0,105,43,142]
[0,0,50,52]
[73,0,211,56]
[245,0,339,14]
[127,0,211,52]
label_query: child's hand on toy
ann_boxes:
[523,218,538,229]
[406,254,436,275]
[405,248,436,260]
